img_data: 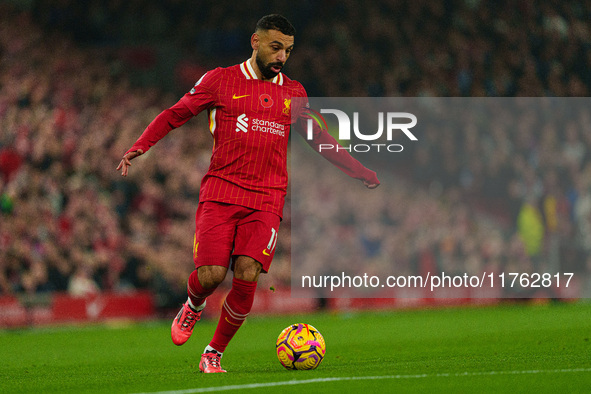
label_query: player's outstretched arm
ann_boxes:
[295,118,380,189]
[116,100,196,176]
[116,149,144,177]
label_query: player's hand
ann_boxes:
[363,170,380,189]
[116,149,144,177]
[363,180,380,189]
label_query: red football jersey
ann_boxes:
[180,60,305,217]
[126,60,378,218]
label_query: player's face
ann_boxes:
[254,29,294,80]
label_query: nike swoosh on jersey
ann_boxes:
[232,94,250,99]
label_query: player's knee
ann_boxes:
[233,256,262,282]
[197,265,227,288]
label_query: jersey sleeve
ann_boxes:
[125,99,194,155]
[125,68,222,155]
[292,85,379,185]
[180,68,221,116]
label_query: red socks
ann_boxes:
[188,271,258,353]
[187,270,216,308]
[209,277,257,353]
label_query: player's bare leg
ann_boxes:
[233,256,263,282]
[171,265,227,346]
[200,256,261,373]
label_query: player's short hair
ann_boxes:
[255,14,295,36]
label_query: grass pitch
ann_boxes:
[1,302,590,393]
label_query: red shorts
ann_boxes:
[192,201,281,273]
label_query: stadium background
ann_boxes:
[1,0,591,326]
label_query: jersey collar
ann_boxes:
[240,60,283,85]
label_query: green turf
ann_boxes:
[1,302,590,393]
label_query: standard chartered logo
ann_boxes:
[235,113,249,133]
[234,114,285,136]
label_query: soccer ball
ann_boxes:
[276,323,326,370]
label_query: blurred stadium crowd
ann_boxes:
[1,1,591,304]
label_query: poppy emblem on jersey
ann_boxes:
[282,99,291,116]
[259,94,274,108]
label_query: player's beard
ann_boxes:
[256,53,283,80]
